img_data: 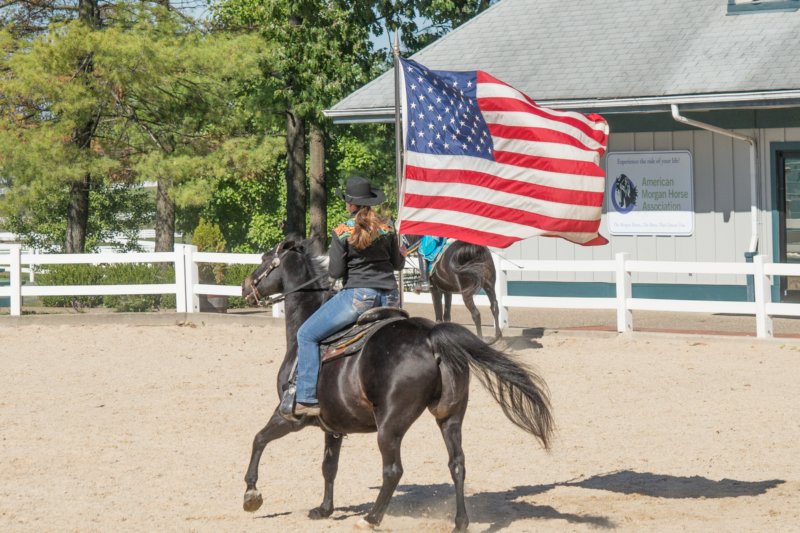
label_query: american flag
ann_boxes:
[398,58,609,248]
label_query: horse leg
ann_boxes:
[357,405,425,529]
[438,414,469,532]
[462,292,483,340]
[430,287,445,322]
[443,292,452,322]
[308,432,344,519]
[243,409,300,512]
[482,282,502,343]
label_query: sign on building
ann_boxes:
[606,150,694,236]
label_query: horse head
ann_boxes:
[242,237,331,307]
[241,238,304,306]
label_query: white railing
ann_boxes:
[0,244,261,316]
[400,252,800,338]
[2,244,799,338]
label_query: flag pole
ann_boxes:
[393,30,405,307]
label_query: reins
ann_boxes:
[263,272,331,306]
[248,250,330,307]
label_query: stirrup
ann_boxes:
[278,383,299,422]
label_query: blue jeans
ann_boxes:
[295,287,399,404]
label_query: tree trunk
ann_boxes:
[65,175,89,253]
[308,124,326,254]
[64,0,100,253]
[285,109,306,238]
[155,175,175,252]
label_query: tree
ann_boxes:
[0,2,269,253]
[212,0,498,247]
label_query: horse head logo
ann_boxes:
[611,174,637,213]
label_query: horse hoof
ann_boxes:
[243,489,263,512]
[308,506,333,520]
[353,517,375,530]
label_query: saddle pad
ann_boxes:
[320,314,407,364]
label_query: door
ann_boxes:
[777,151,800,301]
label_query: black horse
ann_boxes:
[241,238,553,532]
[405,235,503,343]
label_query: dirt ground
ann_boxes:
[1,315,799,532]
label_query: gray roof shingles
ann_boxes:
[329,0,800,115]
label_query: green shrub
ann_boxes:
[225,263,257,308]
[192,219,227,283]
[38,264,105,308]
[102,264,176,312]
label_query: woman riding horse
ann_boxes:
[241,237,553,530]
[294,176,405,416]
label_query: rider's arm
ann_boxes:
[389,233,405,271]
[328,232,347,279]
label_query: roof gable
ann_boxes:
[328,0,800,120]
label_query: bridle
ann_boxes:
[247,251,331,307]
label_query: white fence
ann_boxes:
[0,244,262,315]
[2,244,799,338]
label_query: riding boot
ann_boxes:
[416,255,431,293]
[279,362,302,421]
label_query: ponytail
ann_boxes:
[348,206,382,250]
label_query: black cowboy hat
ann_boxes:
[335,176,385,206]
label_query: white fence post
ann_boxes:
[492,253,508,331]
[615,252,632,333]
[183,245,199,313]
[9,244,22,316]
[174,245,187,313]
[272,301,285,318]
[753,255,773,338]
[29,249,36,283]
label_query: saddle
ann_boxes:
[428,238,456,276]
[319,306,409,363]
[277,306,410,423]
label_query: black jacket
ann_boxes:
[328,219,405,290]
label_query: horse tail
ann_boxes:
[429,322,554,449]
[447,243,493,293]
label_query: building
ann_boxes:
[326,0,800,303]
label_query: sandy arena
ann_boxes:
[1,310,799,532]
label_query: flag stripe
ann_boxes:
[493,149,605,177]
[400,207,598,248]
[476,73,609,132]
[492,135,601,163]
[403,194,603,233]
[482,109,607,153]
[404,173,602,219]
[489,123,605,156]
[406,151,605,193]
[400,220,520,248]
[479,95,609,148]
[405,165,604,208]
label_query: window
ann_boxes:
[727,0,800,14]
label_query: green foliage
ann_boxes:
[178,135,287,253]
[224,262,259,308]
[212,0,377,124]
[101,264,176,312]
[192,218,227,283]
[1,177,153,253]
[192,218,226,253]
[37,264,104,308]
[0,2,273,252]
[37,262,176,311]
